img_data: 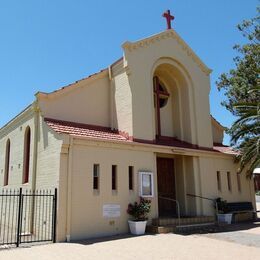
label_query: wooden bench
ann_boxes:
[226,202,256,222]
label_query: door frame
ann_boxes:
[156,156,177,217]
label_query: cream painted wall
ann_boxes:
[112,61,133,136]
[198,156,255,216]
[0,29,256,242]
[55,142,69,242]
[38,71,111,127]
[157,77,175,137]
[175,156,187,214]
[184,156,197,215]
[69,142,157,240]
[0,112,66,241]
[0,113,63,190]
[123,30,213,147]
[0,108,35,188]
[35,117,63,189]
[211,119,224,144]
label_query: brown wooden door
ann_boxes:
[157,157,176,216]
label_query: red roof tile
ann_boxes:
[45,118,236,155]
[44,118,129,142]
[213,144,238,155]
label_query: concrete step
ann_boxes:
[148,216,216,234]
[147,222,216,234]
[152,216,215,226]
[146,225,177,234]
[176,222,216,233]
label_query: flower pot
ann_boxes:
[217,213,232,224]
[128,220,147,235]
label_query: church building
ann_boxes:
[0,11,256,241]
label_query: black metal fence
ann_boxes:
[0,188,57,247]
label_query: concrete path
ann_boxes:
[1,200,260,260]
[1,229,260,260]
[203,221,260,248]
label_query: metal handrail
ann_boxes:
[186,193,219,216]
[158,196,181,226]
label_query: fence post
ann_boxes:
[52,188,57,243]
[16,188,23,247]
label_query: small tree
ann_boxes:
[216,8,260,176]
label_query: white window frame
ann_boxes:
[139,172,154,198]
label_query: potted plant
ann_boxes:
[127,198,151,235]
[215,197,232,224]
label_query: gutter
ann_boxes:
[69,135,236,159]
[32,102,40,191]
[66,136,73,242]
[30,101,40,233]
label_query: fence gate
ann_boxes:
[0,188,57,247]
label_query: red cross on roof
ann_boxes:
[162,10,175,30]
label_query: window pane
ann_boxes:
[217,171,221,191]
[23,127,31,184]
[112,165,117,190]
[129,166,133,190]
[142,174,152,196]
[4,139,11,186]
[93,164,99,190]
[227,172,232,191]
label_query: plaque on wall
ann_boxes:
[103,204,121,218]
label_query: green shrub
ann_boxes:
[127,198,151,221]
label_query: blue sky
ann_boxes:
[0,0,258,144]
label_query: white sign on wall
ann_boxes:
[103,204,121,218]
[139,172,154,197]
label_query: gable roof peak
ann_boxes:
[122,29,212,76]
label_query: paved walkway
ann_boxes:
[1,200,260,260]
[1,224,260,260]
[203,221,260,248]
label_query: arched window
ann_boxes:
[4,139,11,186]
[153,76,170,137]
[23,127,31,184]
[153,77,169,108]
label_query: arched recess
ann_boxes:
[23,126,31,184]
[4,139,11,186]
[151,58,197,144]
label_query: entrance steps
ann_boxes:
[147,216,216,234]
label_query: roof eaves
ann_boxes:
[36,68,108,99]
[0,103,34,135]
[211,115,226,130]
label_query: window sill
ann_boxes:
[112,190,118,196]
[93,190,100,196]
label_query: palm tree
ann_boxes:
[230,87,260,176]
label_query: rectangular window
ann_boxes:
[93,164,99,190]
[227,171,232,191]
[217,171,221,191]
[139,172,154,197]
[128,166,134,190]
[237,172,241,192]
[112,165,117,190]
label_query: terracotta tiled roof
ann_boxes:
[45,118,236,155]
[44,118,129,142]
[213,144,238,155]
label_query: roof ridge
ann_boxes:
[44,117,115,133]
[36,69,108,97]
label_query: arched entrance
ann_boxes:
[152,60,195,144]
